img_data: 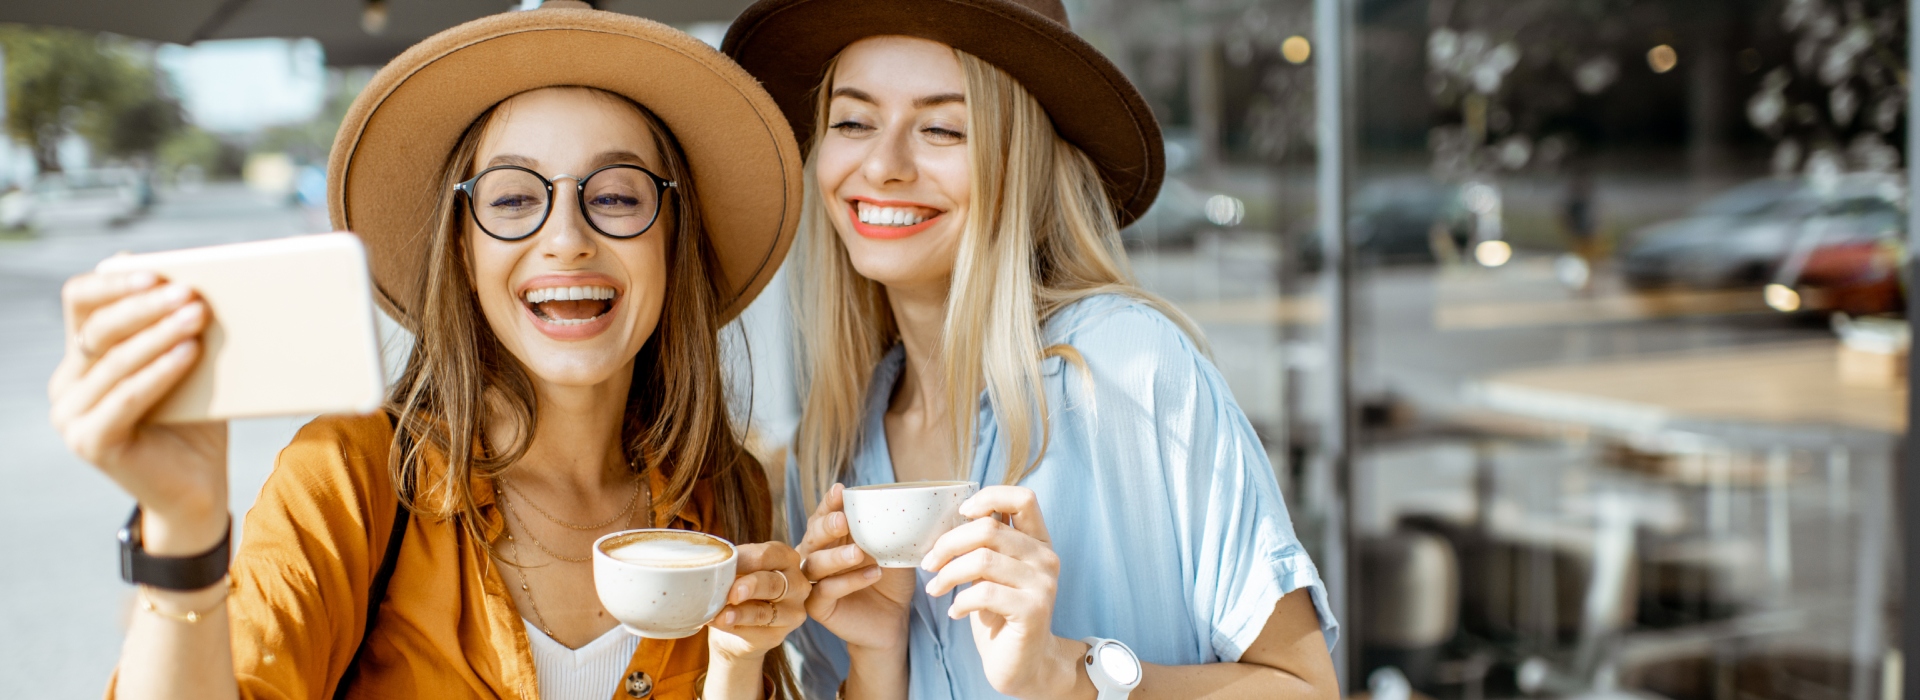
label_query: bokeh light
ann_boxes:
[1764,283,1803,312]
[1474,240,1513,267]
[1647,44,1678,73]
[1281,36,1312,64]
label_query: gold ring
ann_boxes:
[772,569,791,602]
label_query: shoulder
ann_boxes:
[269,412,397,508]
[1045,293,1205,374]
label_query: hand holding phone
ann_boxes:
[48,233,387,553]
[92,233,387,423]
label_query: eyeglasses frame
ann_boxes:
[452,163,677,241]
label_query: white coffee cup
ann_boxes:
[842,480,978,568]
[592,529,737,639]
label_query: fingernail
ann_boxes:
[159,284,191,303]
[127,272,157,289]
[864,567,881,580]
[171,339,198,357]
[724,611,736,625]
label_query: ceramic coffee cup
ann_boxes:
[842,481,978,568]
[592,529,737,639]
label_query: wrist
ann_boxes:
[707,644,768,668]
[704,647,768,699]
[1033,636,1095,700]
[140,504,228,557]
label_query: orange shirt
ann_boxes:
[115,413,721,700]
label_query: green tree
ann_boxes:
[0,25,180,173]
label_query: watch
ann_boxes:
[1081,637,1142,700]
[119,506,232,591]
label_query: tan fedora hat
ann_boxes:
[721,0,1164,228]
[328,1,803,330]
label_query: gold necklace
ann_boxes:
[497,473,654,638]
[501,474,642,530]
[506,530,560,640]
[500,494,595,563]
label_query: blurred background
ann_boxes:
[0,0,1911,698]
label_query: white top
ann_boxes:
[524,620,641,700]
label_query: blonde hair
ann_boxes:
[793,49,1203,510]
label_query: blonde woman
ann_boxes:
[48,5,812,699]
[725,1,1339,698]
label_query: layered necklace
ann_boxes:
[495,462,653,639]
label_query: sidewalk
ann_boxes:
[0,185,321,696]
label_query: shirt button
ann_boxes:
[624,670,653,698]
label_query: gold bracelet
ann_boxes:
[138,578,233,623]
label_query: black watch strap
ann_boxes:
[119,506,232,591]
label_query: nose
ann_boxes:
[862,122,917,187]
[534,176,595,263]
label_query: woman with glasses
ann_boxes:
[724,0,1339,698]
[47,4,810,699]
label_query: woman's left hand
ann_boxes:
[706,541,811,662]
[922,486,1083,700]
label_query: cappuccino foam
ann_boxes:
[602,532,732,568]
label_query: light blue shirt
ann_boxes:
[784,294,1337,699]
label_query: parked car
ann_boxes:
[1297,177,1473,268]
[1766,196,1904,316]
[21,169,148,230]
[1620,176,1901,290]
[1122,175,1217,246]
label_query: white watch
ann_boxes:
[1080,637,1141,700]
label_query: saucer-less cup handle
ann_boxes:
[591,529,737,639]
[842,481,978,568]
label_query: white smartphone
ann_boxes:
[94,233,387,423]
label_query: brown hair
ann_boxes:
[386,87,795,696]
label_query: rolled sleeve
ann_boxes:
[1064,299,1338,662]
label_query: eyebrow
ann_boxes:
[830,86,966,109]
[483,150,654,171]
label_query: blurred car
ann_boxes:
[1297,177,1472,268]
[1620,176,1901,290]
[1123,175,1218,245]
[21,169,147,230]
[1765,196,1905,316]
[0,187,30,230]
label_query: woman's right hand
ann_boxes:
[798,483,915,652]
[48,270,228,554]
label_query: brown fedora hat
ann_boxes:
[328,1,803,330]
[721,0,1163,227]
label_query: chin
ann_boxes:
[520,354,632,388]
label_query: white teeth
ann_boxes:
[522,285,617,304]
[855,203,931,227]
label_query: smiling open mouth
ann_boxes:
[523,285,617,326]
[854,201,943,227]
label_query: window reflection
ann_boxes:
[1085,0,1906,696]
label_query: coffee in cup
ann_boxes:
[842,480,977,568]
[592,529,736,639]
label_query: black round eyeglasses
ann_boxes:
[453,163,677,241]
